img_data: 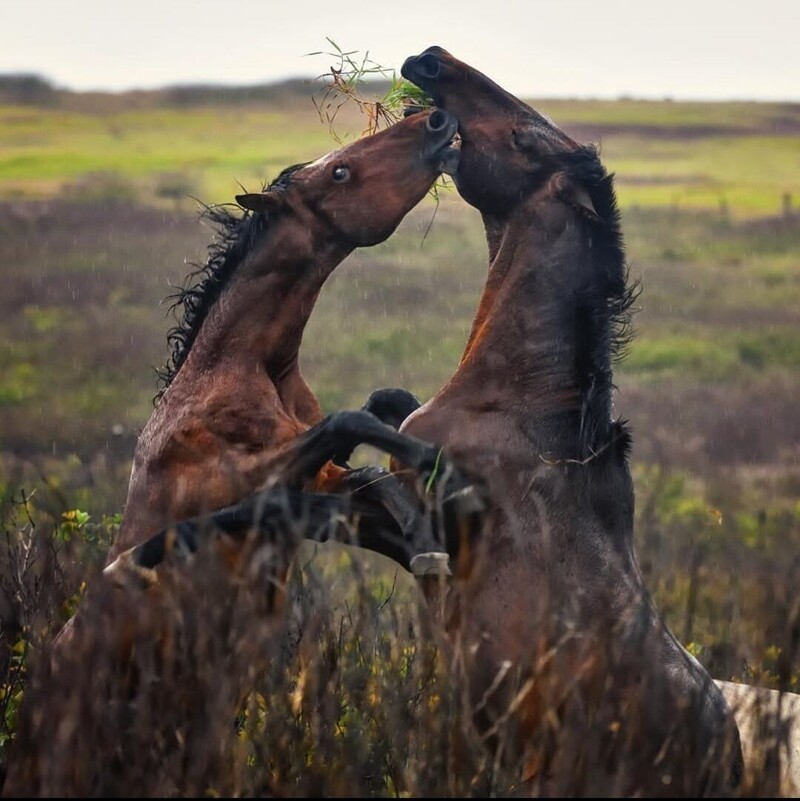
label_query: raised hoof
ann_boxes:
[361,388,421,431]
[103,549,159,587]
[410,551,452,577]
[445,484,486,515]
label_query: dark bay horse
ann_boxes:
[109,108,460,562]
[394,47,743,795]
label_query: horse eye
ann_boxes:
[332,165,350,183]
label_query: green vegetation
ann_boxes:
[625,327,800,379]
[2,88,797,215]
[0,103,338,202]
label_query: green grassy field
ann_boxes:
[2,94,799,214]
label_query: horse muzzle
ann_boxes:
[425,108,461,176]
[437,138,461,176]
[402,46,448,102]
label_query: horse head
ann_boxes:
[236,108,459,248]
[403,46,588,218]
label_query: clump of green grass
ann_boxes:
[307,38,433,139]
[307,39,449,239]
[381,77,432,114]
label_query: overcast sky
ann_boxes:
[3,0,798,101]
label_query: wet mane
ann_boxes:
[155,163,308,400]
[546,145,639,458]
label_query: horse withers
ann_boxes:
[397,47,743,795]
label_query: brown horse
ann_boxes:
[5,110,465,797]
[394,47,743,795]
[109,108,460,562]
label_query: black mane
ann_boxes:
[550,146,640,458]
[155,163,307,400]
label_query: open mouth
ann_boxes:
[425,109,460,176]
[402,66,462,173]
[403,103,426,118]
[436,132,461,176]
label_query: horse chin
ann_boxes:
[403,104,427,118]
[437,140,461,176]
[357,225,398,248]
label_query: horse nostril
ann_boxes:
[417,53,440,79]
[427,109,449,132]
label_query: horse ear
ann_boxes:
[548,173,599,221]
[511,124,541,154]
[235,191,283,213]
[513,119,570,156]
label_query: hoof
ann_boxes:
[445,484,485,515]
[410,551,452,577]
[103,549,159,587]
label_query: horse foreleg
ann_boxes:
[266,411,485,571]
[103,482,447,581]
[103,488,353,580]
[332,466,450,576]
[272,410,473,497]
[331,388,421,466]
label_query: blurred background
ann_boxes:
[1,1,799,690]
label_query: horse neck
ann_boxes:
[181,223,350,386]
[456,199,605,455]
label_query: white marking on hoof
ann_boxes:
[103,549,158,586]
[446,484,484,513]
[410,551,452,576]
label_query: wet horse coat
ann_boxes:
[4,112,465,797]
[110,109,460,560]
[399,47,742,794]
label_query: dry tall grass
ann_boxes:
[1,494,797,797]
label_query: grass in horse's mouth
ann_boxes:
[309,40,447,229]
[309,39,434,138]
[383,78,434,115]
